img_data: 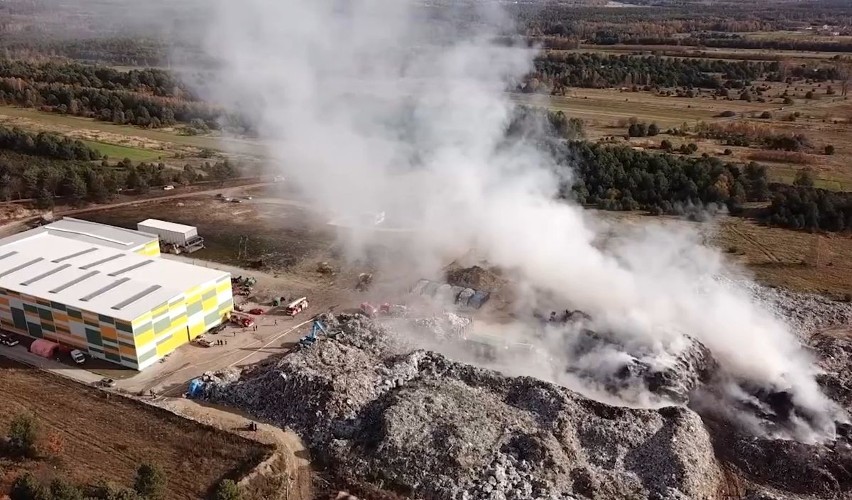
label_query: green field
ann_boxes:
[81,140,166,162]
[0,105,265,156]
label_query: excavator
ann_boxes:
[297,317,328,349]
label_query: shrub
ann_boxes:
[213,480,242,500]
[718,110,736,117]
[793,168,815,187]
[8,413,39,457]
[783,96,794,105]
[134,463,166,499]
[647,123,660,136]
[49,478,83,500]
[10,473,48,500]
[723,148,733,155]
[805,91,814,99]
[759,111,772,119]
[825,145,835,155]
[660,139,673,150]
[687,143,699,153]
[843,293,852,303]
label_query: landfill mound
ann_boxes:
[204,315,724,499]
[565,327,717,404]
[446,265,503,292]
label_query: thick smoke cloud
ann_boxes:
[197,0,840,439]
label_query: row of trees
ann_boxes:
[515,2,852,40]
[0,80,226,130]
[2,38,166,67]
[0,151,239,206]
[554,141,771,214]
[0,58,190,98]
[696,125,813,152]
[0,125,101,161]
[599,35,852,54]
[533,53,780,90]
[767,184,852,232]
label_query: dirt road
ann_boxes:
[160,398,314,500]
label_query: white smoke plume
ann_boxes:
[196,0,840,438]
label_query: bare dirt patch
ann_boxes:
[0,357,272,499]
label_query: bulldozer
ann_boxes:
[356,273,373,291]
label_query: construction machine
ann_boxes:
[297,318,328,349]
[356,273,373,291]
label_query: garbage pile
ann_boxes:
[563,327,717,405]
[411,312,472,340]
[734,278,852,338]
[203,315,723,499]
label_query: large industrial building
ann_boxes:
[0,218,232,370]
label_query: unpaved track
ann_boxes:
[161,398,314,500]
[727,222,781,263]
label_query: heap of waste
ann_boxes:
[198,314,784,499]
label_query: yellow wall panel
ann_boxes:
[136,329,155,347]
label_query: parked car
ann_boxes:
[163,185,175,191]
[194,337,214,347]
[0,334,19,346]
[96,378,116,388]
[248,308,265,315]
[70,349,86,364]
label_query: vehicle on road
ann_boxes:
[194,337,214,348]
[229,312,255,328]
[95,378,116,388]
[70,349,86,364]
[208,323,227,335]
[248,308,265,315]
[360,302,378,318]
[0,333,19,346]
[284,297,309,316]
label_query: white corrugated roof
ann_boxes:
[0,231,228,321]
[0,217,157,251]
[137,219,196,235]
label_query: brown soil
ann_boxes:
[0,357,272,499]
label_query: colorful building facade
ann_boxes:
[0,219,232,370]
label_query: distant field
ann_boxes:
[0,105,265,157]
[573,43,844,62]
[81,140,166,162]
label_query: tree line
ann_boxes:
[0,125,101,161]
[767,183,852,232]
[532,53,778,90]
[0,58,191,98]
[595,35,852,54]
[0,150,239,206]
[0,79,229,131]
[554,140,770,214]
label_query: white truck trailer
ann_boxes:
[137,219,204,254]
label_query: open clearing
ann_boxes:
[0,105,265,157]
[81,139,166,162]
[0,357,271,498]
[597,209,852,298]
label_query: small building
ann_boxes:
[137,219,204,254]
[0,219,231,370]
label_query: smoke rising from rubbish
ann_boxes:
[198,0,841,438]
